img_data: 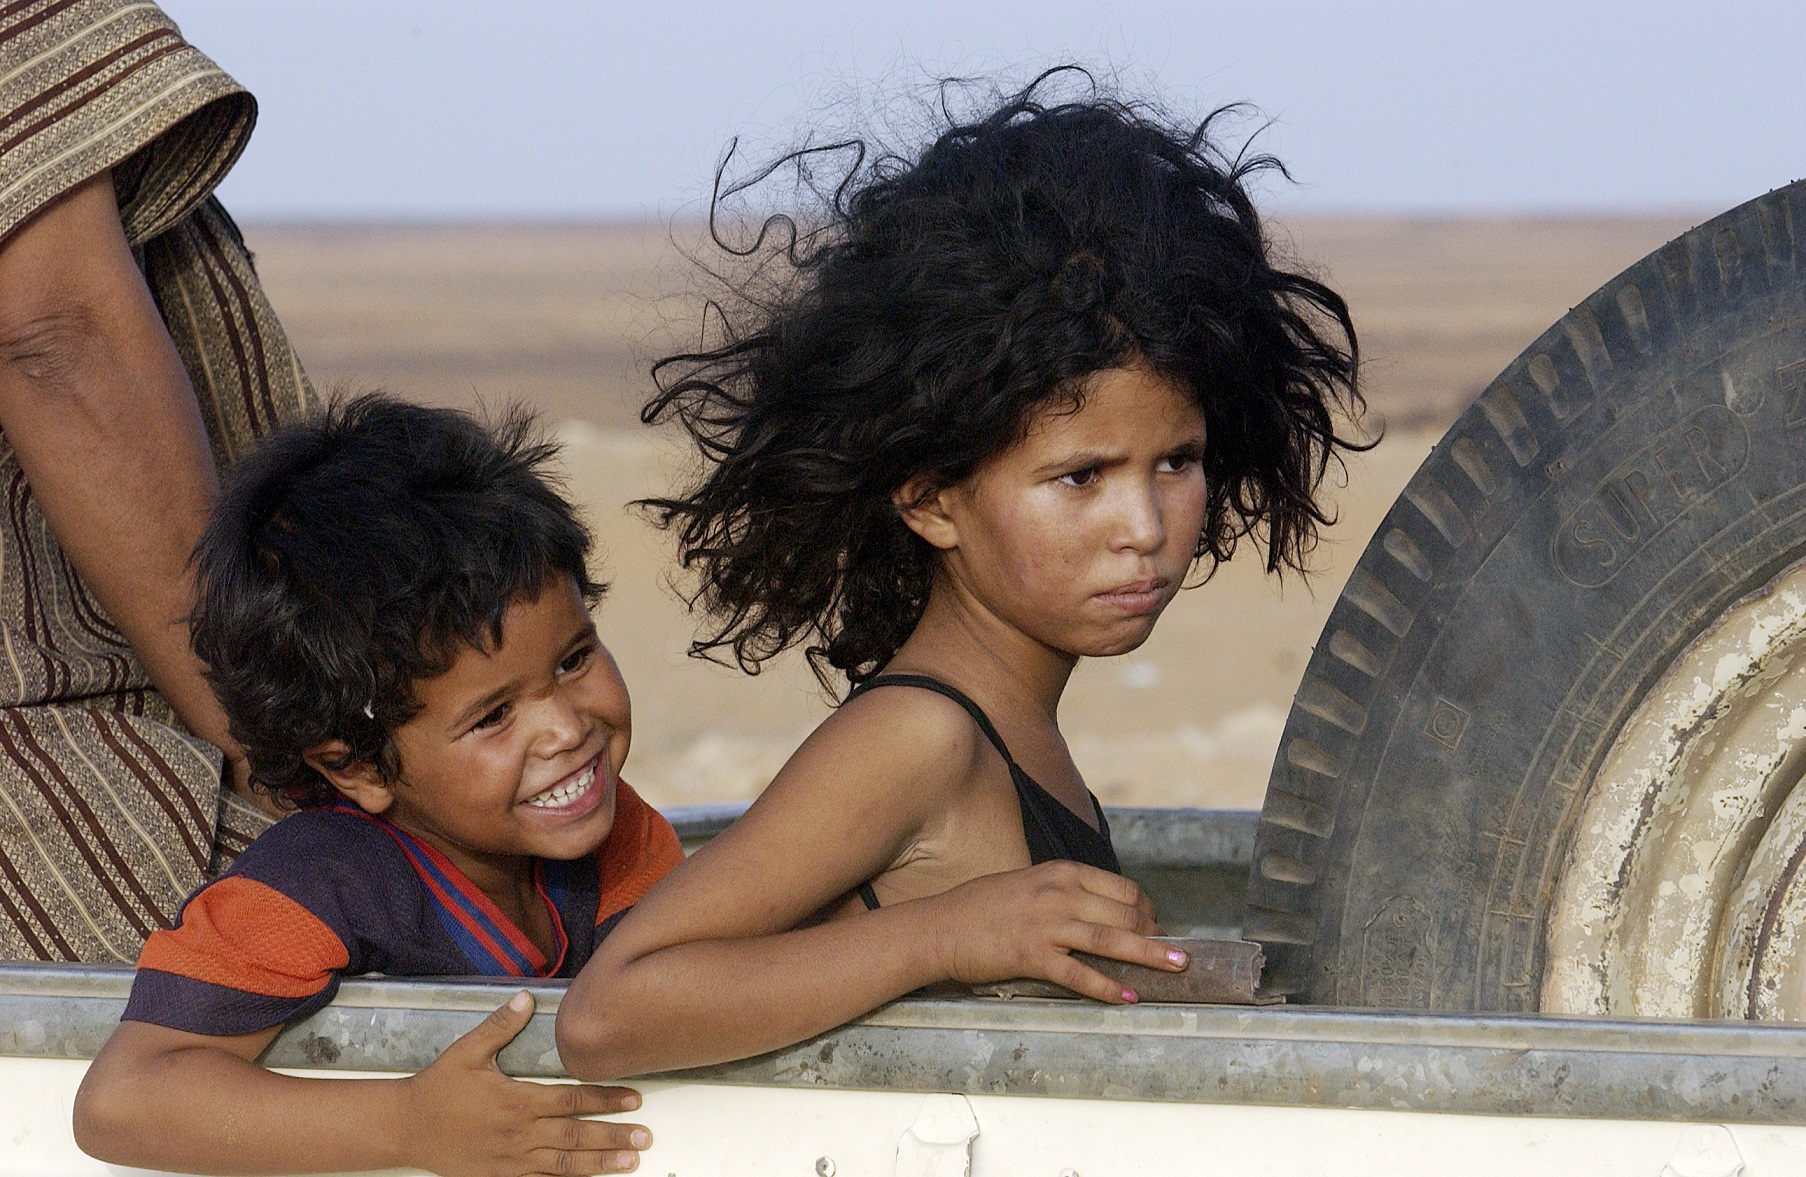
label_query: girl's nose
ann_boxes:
[1115,478,1167,552]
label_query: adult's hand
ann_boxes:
[0,171,265,808]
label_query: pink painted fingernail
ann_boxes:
[1167,949,1188,967]
[1122,988,1139,1003]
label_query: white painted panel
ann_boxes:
[4,1059,1803,1177]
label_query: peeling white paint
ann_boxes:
[1544,556,1806,1019]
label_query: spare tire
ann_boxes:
[1244,179,1806,1015]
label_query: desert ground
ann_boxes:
[242,214,1703,812]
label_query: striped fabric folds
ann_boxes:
[0,0,250,244]
[0,0,316,962]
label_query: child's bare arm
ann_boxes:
[557,693,1182,1080]
[560,857,1172,1080]
[75,991,648,1177]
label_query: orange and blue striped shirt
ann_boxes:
[124,780,682,1036]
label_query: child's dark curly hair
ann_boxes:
[191,394,602,808]
[644,69,1367,689]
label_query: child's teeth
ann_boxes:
[527,764,595,809]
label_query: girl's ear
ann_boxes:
[893,474,961,551]
[302,741,394,815]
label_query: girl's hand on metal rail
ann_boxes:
[931,861,1183,1004]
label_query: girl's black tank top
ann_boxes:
[845,673,1120,910]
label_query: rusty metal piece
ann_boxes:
[968,938,1278,1004]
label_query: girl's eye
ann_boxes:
[1058,467,1100,488]
[471,703,510,732]
[1160,449,1204,474]
[558,645,593,676]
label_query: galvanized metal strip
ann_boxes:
[3,966,1804,1122]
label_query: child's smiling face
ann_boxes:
[319,574,631,886]
[911,363,1209,660]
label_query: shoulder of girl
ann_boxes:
[818,688,991,781]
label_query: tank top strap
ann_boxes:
[846,674,1020,769]
[844,671,1119,883]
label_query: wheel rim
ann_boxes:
[1544,555,1806,1019]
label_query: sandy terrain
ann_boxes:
[241,214,1704,811]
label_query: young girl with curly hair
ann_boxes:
[558,70,1367,1079]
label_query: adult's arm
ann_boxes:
[0,171,256,801]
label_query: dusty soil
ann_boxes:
[242,214,1704,811]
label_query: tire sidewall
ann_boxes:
[1246,183,1806,1010]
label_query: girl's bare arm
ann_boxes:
[556,692,1181,1080]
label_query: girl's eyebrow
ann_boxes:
[1030,435,1205,477]
[1030,448,1116,476]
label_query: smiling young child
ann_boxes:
[556,72,1367,1080]
[74,395,680,1176]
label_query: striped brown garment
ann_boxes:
[0,0,316,961]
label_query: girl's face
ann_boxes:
[914,363,1209,661]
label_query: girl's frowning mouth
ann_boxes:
[1094,578,1169,614]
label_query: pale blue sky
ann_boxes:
[160,1,1804,221]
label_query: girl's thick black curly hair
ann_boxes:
[644,70,1368,689]
[191,394,602,808]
